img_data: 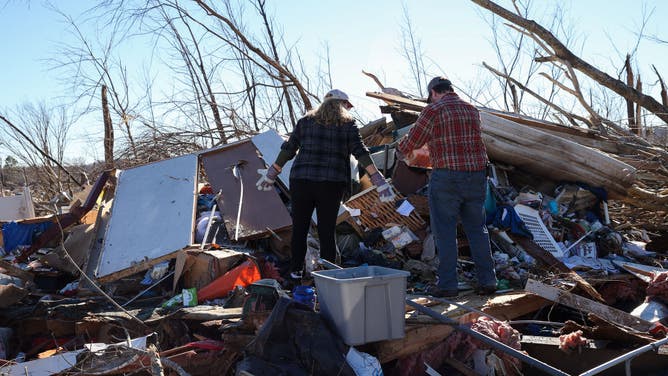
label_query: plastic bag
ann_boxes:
[346,346,383,376]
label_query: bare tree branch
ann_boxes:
[471,0,668,124]
[0,114,82,187]
[482,62,591,127]
[194,0,312,110]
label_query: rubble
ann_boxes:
[0,90,667,376]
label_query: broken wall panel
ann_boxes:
[251,130,294,189]
[200,140,292,240]
[95,154,198,279]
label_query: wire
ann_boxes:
[51,202,148,329]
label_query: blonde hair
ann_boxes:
[306,100,353,126]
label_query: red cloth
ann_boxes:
[397,92,488,171]
[199,184,214,194]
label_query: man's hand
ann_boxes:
[256,165,280,191]
[394,147,406,163]
[369,171,396,203]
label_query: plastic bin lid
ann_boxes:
[312,265,410,282]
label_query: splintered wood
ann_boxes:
[344,186,426,232]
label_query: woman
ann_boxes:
[256,89,394,280]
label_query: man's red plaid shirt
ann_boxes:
[397,92,488,171]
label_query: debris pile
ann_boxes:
[0,90,667,375]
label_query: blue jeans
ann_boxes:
[428,169,497,290]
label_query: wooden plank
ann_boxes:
[96,249,182,284]
[0,259,34,281]
[373,323,454,364]
[612,260,662,282]
[366,91,427,112]
[481,292,550,320]
[80,188,114,288]
[524,279,651,332]
[442,357,479,376]
[515,236,605,303]
[180,306,243,321]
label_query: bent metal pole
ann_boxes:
[578,335,668,376]
[405,300,570,376]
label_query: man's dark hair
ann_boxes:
[427,76,453,102]
[432,82,452,93]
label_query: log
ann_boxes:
[365,91,637,198]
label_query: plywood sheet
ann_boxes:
[200,141,292,240]
[96,154,197,278]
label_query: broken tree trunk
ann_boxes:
[366,91,651,204]
[624,55,638,135]
[102,85,114,170]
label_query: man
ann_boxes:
[396,76,497,298]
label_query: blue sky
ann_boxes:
[1,1,667,163]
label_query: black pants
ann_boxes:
[289,179,346,273]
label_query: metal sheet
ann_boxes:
[200,140,291,240]
[96,154,197,278]
[251,129,293,189]
[0,187,35,221]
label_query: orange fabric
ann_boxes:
[196,259,261,301]
[406,144,432,169]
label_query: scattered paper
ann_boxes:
[396,200,414,216]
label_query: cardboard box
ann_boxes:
[176,249,245,290]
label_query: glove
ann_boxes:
[256,165,280,191]
[394,147,406,163]
[369,171,396,203]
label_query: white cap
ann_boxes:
[323,89,353,107]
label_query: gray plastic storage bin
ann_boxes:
[312,265,410,345]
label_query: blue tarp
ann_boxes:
[487,204,534,239]
[2,221,53,253]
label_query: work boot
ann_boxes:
[475,285,497,295]
[426,285,459,298]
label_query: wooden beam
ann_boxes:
[515,236,605,303]
[373,323,454,364]
[481,292,550,320]
[96,249,183,284]
[524,279,651,332]
[0,260,34,281]
[180,306,243,321]
[442,357,479,376]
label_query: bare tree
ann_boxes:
[0,104,82,199]
[470,0,668,126]
[51,9,143,162]
[398,3,427,96]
